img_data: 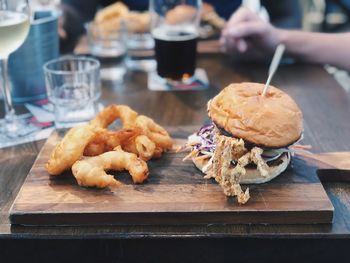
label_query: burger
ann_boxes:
[185,82,303,204]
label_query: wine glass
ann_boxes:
[0,0,31,139]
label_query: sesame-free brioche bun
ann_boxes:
[208,83,303,148]
[192,152,291,184]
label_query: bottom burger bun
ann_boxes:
[192,152,291,184]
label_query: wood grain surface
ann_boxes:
[1,53,350,263]
[10,127,334,226]
[298,152,350,182]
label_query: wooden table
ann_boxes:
[1,53,350,262]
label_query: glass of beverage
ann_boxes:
[0,0,31,138]
[150,0,202,81]
[86,21,126,59]
[9,10,59,103]
[43,56,101,128]
[123,11,156,71]
[86,21,127,83]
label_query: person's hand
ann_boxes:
[58,15,67,40]
[59,4,85,53]
[220,7,281,60]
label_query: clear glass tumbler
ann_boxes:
[43,56,101,128]
[123,11,156,71]
[86,21,126,59]
[86,21,127,83]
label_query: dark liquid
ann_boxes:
[154,31,198,80]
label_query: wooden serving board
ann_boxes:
[10,127,345,226]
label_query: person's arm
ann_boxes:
[221,7,350,71]
[59,3,86,53]
[277,30,350,71]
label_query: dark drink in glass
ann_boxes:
[150,0,201,81]
[153,27,198,80]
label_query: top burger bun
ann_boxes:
[208,82,303,148]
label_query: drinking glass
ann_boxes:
[86,21,127,83]
[150,0,202,81]
[86,21,126,58]
[9,10,59,103]
[43,56,101,128]
[0,0,31,137]
[123,12,156,71]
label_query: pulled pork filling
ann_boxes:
[186,122,290,163]
[185,122,290,204]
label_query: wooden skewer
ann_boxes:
[262,44,285,96]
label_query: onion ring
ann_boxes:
[72,146,149,187]
[134,115,173,150]
[46,124,97,175]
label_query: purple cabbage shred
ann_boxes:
[193,122,216,153]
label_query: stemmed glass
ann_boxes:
[0,0,31,139]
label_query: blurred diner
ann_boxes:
[59,0,302,52]
[221,7,350,71]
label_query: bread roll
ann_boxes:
[208,82,303,148]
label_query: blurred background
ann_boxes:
[302,0,350,92]
[27,0,350,93]
[302,0,350,32]
[30,0,350,37]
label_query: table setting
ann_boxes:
[1,0,350,262]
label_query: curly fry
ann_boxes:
[72,146,149,188]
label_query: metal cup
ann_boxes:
[8,10,59,103]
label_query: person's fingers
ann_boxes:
[222,7,262,38]
[225,7,259,29]
[220,31,247,54]
[58,28,67,39]
[219,35,229,53]
[222,21,267,39]
[219,34,237,53]
[58,16,67,39]
[219,35,226,45]
[236,39,248,53]
[220,41,228,53]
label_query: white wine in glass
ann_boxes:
[0,0,32,141]
[0,11,30,57]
